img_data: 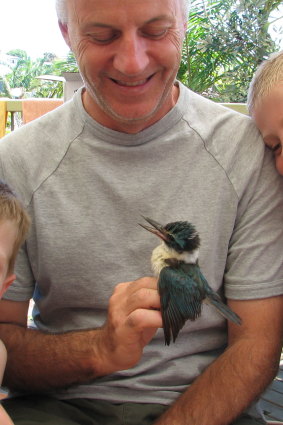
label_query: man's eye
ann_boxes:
[88,31,119,44]
[142,28,168,39]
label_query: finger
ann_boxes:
[133,276,158,289]
[123,277,158,295]
[113,277,158,303]
[127,308,163,330]
[126,287,161,315]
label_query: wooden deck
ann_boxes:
[261,355,283,422]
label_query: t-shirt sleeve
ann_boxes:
[224,149,283,300]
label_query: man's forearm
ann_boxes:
[154,336,281,425]
[0,323,114,391]
[0,278,161,392]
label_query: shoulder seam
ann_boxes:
[181,116,239,200]
[27,122,86,207]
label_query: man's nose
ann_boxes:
[113,34,150,75]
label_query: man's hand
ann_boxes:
[0,277,162,391]
[97,276,162,373]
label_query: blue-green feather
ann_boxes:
[158,262,241,345]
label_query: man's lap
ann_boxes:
[2,397,166,425]
[2,396,266,425]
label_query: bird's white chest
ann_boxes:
[150,243,199,276]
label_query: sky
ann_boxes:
[0,0,282,60]
[0,0,70,59]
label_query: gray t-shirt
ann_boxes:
[0,83,283,412]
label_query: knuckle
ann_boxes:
[113,282,127,293]
[127,314,137,328]
[134,277,158,291]
[127,309,147,330]
[135,277,148,285]
[133,287,158,307]
[127,311,141,329]
[133,287,148,303]
[135,276,153,286]
[110,282,128,305]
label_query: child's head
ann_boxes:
[0,180,30,297]
[247,50,283,175]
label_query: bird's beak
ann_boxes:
[139,216,170,243]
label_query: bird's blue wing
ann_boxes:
[158,264,205,345]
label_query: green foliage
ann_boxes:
[0,50,59,98]
[53,52,79,74]
[178,0,282,102]
[0,50,79,99]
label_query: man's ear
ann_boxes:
[0,274,16,298]
[58,21,72,49]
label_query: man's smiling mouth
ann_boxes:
[111,75,153,87]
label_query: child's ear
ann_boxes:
[0,274,16,298]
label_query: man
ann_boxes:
[0,1,282,424]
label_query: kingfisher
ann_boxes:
[139,217,242,345]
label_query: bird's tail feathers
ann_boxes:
[205,293,242,325]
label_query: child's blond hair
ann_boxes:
[247,50,283,115]
[0,180,30,275]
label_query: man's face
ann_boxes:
[253,83,283,176]
[61,0,186,133]
[0,220,17,298]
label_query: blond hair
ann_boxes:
[0,181,30,275]
[247,50,283,115]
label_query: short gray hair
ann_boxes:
[55,0,190,24]
[56,0,68,24]
[247,50,283,115]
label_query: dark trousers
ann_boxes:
[2,396,266,425]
